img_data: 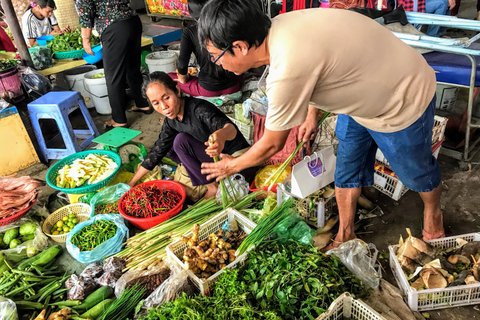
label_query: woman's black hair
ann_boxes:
[35,0,56,9]
[197,0,271,52]
[187,0,208,20]
[142,71,180,99]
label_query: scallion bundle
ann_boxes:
[97,283,146,320]
[237,199,293,255]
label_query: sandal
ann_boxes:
[422,229,445,241]
[130,106,153,115]
[104,120,129,132]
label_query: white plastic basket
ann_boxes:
[389,232,480,311]
[166,208,256,296]
[375,115,447,168]
[277,175,336,228]
[312,115,338,153]
[228,115,254,141]
[315,293,386,320]
[373,140,443,201]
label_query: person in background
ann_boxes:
[127,72,254,200]
[76,0,150,130]
[167,0,241,98]
[21,0,70,47]
[425,0,455,37]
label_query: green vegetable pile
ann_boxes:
[142,240,366,320]
[71,220,118,251]
[47,29,100,53]
[92,71,105,79]
[0,59,19,72]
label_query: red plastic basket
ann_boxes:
[0,196,37,226]
[118,180,186,230]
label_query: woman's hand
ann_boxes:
[175,73,189,84]
[201,154,237,181]
[83,36,94,55]
[61,25,71,34]
[205,131,225,159]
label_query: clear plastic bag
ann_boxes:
[89,183,130,216]
[326,239,382,289]
[79,262,104,280]
[114,262,171,298]
[142,256,190,310]
[65,274,98,301]
[0,217,49,262]
[234,103,250,124]
[96,257,126,287]
[28,45,53,70]
[215,174,249,204]
[0,297,18,320]
[66,214,129,263]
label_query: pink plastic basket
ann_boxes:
[0,67,23,102]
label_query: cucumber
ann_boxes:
[74,286,113,311]
[18,245,63,270]
[80,298,115,319]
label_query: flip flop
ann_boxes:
[130,106,153,115]
[422,229,445,241]
[104,123,129,132]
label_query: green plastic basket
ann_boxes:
[46,150,122,194]
[53,45,101,60]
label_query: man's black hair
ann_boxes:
[36,0,57,9]
[187,0,208,20]
[197,0,271,52]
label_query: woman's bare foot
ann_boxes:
[203,181,218,199]
[104,119,128,128]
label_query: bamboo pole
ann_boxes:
[1,0,33,66]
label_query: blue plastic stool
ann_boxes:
[28,91,100,160]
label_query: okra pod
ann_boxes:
[12,269,37,276]
[38,282,62,303]
[50,300,81,306]
[5,281,38,297]
[14,301,43,309]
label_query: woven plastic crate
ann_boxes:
[227,115,254,141]
[166,208,256,295]
[373,141,443,201]
[312,115,338,153]
[315,293,385,320]
[277,175,336,228]
[389,232,480,311]
[376,115,447,168]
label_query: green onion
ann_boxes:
[97,283,146,320]
[264,141,304,191]
[237,199,293,255]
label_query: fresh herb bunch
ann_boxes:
[0,59,18,72]
[239,240,366,319]
[142,268,281,320]
[47,29,100,52]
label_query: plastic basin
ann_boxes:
[249,180,278,193]
[83,45,103,64]
[118,180,186,230]
[37,35,54,45]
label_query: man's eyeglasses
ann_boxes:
[211,44,231,64]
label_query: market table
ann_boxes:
[38,37,155,76]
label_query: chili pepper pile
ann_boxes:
[95,201,120,214]
[121,185,182,218]
[71,220,118,251]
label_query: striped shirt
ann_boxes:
[21,9,58,44]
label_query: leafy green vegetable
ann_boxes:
[0,60,19,72]
[47,29,100,53]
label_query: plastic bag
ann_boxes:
[254,165,292,189]
[96,257,126,287]
[142,256,191,309]
[47,191,70,214]
[215,174,249,204]
[326,239,382,289]
[271,213,315,246]
[114,262,171,298]
[136,163,162,184]
[0,297,18,320]
[19,66,52,99]
[65,274,98,300]
[66,214,129,263]
[242,90,268,117]
[0,217,49,262]
[234,103,250,124]
[89,183,130,216]
[28,45,53,70]
[80,262,104,279]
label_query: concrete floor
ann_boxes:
[14,3,480,319]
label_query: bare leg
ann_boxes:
[326,187,361,250]
[203,182,218,199]
[419,183,444,239]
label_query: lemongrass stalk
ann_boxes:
[264,141,304,190]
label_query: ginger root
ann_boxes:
[228,249,236,263]
[47,308,71,320]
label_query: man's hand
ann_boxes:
[298,105,320,143]
[448,0,455,9]
[205,131,225,159]
[201,154,237,181]
[175,73,189,84]
[61,25,71,34]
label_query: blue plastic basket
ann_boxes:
[46,150,122,194]
[37,35,54,46]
